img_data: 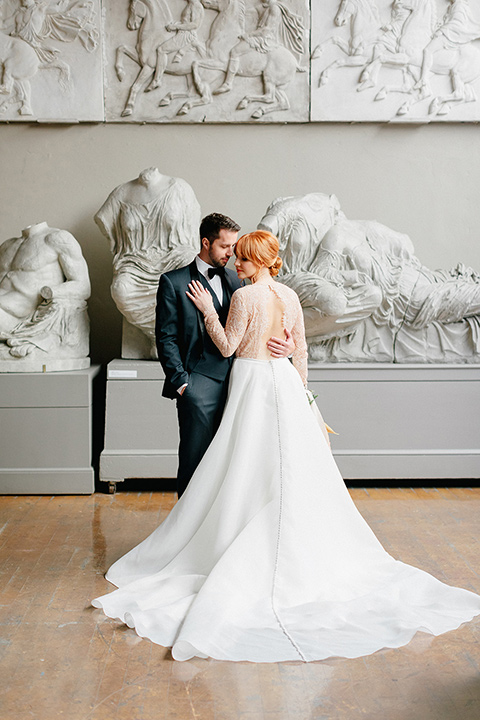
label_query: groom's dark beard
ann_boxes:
[207,252,228,269]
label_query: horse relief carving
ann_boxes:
[312,0,480,121]
[3,1,479,123]
[0,0,103,121]
[104,0,310,122]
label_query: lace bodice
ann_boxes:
[204,281,308,386]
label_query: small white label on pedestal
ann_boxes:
[108,370,138,379]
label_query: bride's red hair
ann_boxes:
[235,231,283,277]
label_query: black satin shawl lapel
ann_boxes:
[190,263,222,312]
[189,261,206,340]
[188,261,222,339]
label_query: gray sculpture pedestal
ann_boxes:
[100,361,480,491]
[100,360,179,492]
[0,366,100,494]
[309,363,480,480]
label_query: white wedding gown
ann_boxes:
[93,283,480,662]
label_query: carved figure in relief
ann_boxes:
[115,0,307,120]
[8,0,71,91]
[356,0,436,94]
[0,28,39,114]
[188,0,306,117]
[154,0,246,110]
[312,0,380,87]
[314,0,480,119]
[0,0,98,117]
[6,0,98,55]
[258,193,480,363]
[377,0,412,50]
[415,0,480,93]
[116,0,185,117]
[0,221,90,369]
[94,168,201,355]
[357,0,480,117]
[148,0,206,90]
[213,0,305,94]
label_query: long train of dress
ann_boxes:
[92,357,480,662]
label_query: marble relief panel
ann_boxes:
[3,1,480,123]
[311,0,480,123]
[0,0,103,122]
[103,0,310,123]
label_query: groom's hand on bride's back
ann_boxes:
[267,328,295,358]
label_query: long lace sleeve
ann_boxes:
[204,290,250,357]
[290,300,308,387]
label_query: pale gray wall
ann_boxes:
[1,121,479,364]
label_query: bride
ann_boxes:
[92,231,480,663]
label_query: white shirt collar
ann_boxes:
[195,255,224,304]
[195,255,215,278]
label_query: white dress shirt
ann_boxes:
[195,255,224,306]
[177,256,225,395]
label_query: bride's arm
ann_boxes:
[290,300,308,387]
[187,281,249,357]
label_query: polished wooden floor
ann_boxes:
[0,487,479,720]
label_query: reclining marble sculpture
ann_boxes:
[0,221,91,371]
[94,167,201,358]
[258,193,480,363]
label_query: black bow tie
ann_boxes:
[207,267,225,279]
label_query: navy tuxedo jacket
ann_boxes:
[155,260,242,399]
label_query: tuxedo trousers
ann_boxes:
[175,370,228,497]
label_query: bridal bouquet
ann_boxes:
[306,389,337,445]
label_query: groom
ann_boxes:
[156,213,294,497]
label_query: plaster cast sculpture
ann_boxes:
[94,167,201,358]
[311,0,480,122]
[104,0,309,123]
[3,0,480,124]
[0,221,91,371]
[0,0,103,121]
[258,193,480,362]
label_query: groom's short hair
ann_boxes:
[200,213,240,244]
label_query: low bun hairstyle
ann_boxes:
[270,256,283,277]
[235,230,283,277]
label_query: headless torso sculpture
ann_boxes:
[94,167,201,358]
[0,221,91,371]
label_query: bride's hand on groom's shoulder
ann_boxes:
[186,280,215,315]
